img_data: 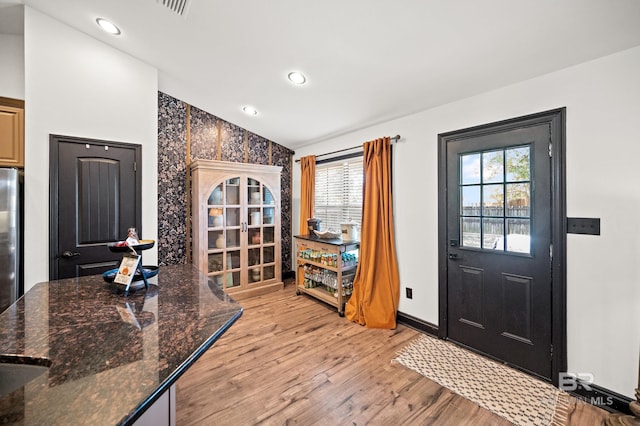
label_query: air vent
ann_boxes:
[156,0,192,17]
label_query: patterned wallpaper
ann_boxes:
[157,92,294,273]
[189,105,217,161]
[272,142,293,272]
[157,92,187,266]
[220,120,245,163]
[248,133,269,165]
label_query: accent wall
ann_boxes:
[158,92,294,273]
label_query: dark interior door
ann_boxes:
[50,135,141,279]
[445,122,553,379]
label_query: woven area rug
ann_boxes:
[393,334,572,426]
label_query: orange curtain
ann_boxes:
[299,155,316,234]
[345,137,399,329]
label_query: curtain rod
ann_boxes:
[295,135,401,163]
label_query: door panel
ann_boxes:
[51,136,141,280]
[0,103,24,167]
[501,273,533,343]
[78,158,120,244]
[445,122,552,379]
[457,265,485,328]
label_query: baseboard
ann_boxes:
[569,381,634,415]
[397,311,438,336]
[283,270,295,280]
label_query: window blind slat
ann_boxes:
[314,157,363,232]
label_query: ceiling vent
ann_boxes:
[156,0,192,17]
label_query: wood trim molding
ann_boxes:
[216,120,222,160]
[397,312,439,336]
[186,104,191,163]
[191,158,282,174]
[186,104,192,264]
[570,382,634,415]
[243,130,249,163]
[0,96,24,109]
[550,108,568,382]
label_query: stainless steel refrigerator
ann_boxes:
[0,168,22,312]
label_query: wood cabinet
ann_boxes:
[0,98,25,167]
[191,159,283,299]
[294,235,359,316]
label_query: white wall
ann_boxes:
[0,34,24,100]
[24,7,158,290]
[293,46,640,397]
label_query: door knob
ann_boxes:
[60,251,81,259]
[448,253,458,260]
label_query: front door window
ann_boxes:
[459,145,531,254]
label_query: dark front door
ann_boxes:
[439,110,565,381]
[50,135,142,280]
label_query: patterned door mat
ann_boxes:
[393,334,572,426]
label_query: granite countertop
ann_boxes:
[294,234,360,247]
[0,264,243,425]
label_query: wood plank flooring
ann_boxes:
[176,282,608,425]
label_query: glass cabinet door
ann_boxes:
[206,175,277,289]
[246,178,277,284]
[207,177,242,289]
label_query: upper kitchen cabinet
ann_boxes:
[191,159,283,299]
[0,98,25,168]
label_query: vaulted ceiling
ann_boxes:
[8,0,640,149]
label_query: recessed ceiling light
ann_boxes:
[96,18,121,35]
[242,106,258,116]
[287,71,306,85]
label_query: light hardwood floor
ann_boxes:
[176,282,608,425]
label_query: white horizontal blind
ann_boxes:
[314,156,363,232]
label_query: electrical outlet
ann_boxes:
[406,287,413,299]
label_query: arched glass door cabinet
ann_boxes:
[191,159,283,299]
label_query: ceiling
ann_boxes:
[7,0,640,149]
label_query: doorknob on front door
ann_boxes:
[59,251,81,259]
[448,253,458,260]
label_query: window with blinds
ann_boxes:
[314,156,363,232]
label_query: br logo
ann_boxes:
[558,372,594,391]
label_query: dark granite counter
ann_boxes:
[0,264,243,425]
[294,234,360,250]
